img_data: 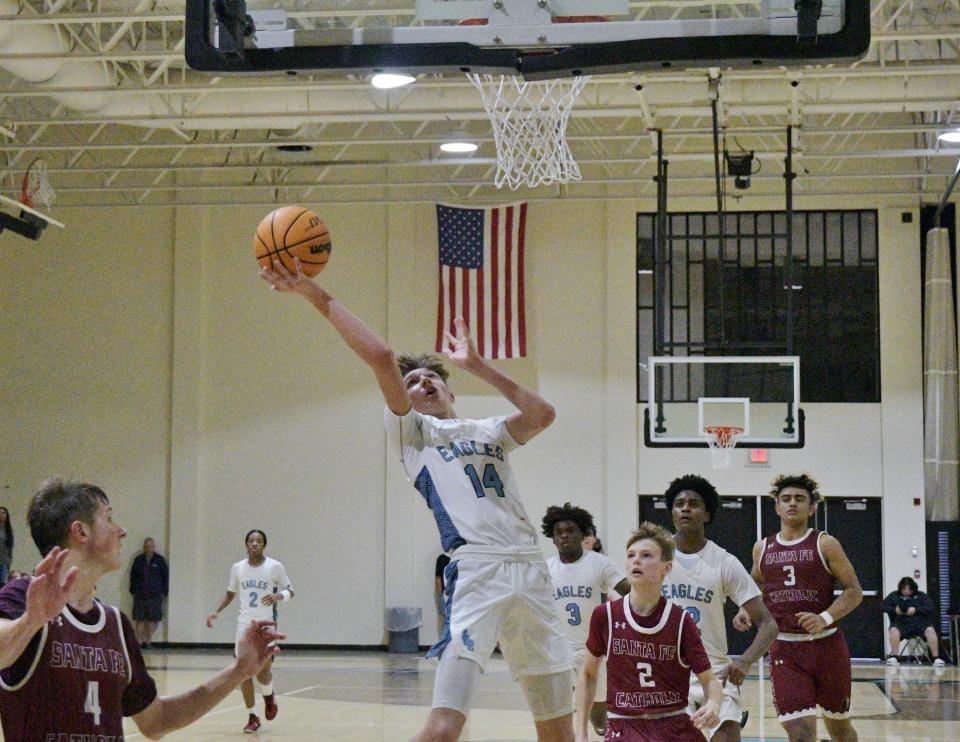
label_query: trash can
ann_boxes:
[386,606,422,653]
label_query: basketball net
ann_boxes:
[467,73,589,190]
[20,158,55,211]
[703,425,743,469]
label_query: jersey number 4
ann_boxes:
[464,464,506,498]
[84,681,102,725]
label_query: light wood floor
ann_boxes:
[9,649,958,740]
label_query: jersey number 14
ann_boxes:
[464,464,505,498]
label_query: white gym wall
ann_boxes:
[0,195,935,646]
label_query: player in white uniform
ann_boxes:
[206,529,294,734]
[542,503,628,737]
[661,475,778,742]
[261,259,574,742]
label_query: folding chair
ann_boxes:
[898,636,934,663]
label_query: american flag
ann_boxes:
[435,202,527,359]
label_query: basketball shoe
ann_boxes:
[264,692,278,720]
[243,713,261,733]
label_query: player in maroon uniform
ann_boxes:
[0,478,284,740]
[738,474,862,742]
[575,522,722,742]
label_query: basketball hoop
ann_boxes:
[20,158,55,211]
[703,425,744,469]
[467,73,589,190]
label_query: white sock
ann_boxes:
[260,683,274,697]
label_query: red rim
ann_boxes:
[703,426,744,446]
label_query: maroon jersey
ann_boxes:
[586,596,710,718]
[0,577,157,740]
[760,529,836,634]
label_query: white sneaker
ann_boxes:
[886,656,899,665]
[933,658,946,668]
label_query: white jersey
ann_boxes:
[228,557,293,625]
[385,407,538,550]
[546,550,626,650]
[661,540,760,669]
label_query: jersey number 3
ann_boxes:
[564,602,581,626]
[464,464,505,498]
[85,681,102,725]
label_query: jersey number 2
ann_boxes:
[464,464,505,498]
[84,681,102,725]
[249,591,259,608]
[635,662,656,688]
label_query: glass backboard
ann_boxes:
[186,1,870,79]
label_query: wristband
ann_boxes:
[279,589,292,602]
[818,610,834,627]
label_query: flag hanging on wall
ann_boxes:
[435,202,527,359]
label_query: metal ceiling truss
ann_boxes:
[0,1,958,206]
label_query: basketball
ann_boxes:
[254,205,332,277]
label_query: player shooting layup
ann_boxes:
[261,258,574,742]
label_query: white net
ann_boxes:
[22,158,56,210]
[704,426,743,469]
[467,73,589,190]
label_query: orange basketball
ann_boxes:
[254,205,331,277]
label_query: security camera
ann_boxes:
[725,151,755,190]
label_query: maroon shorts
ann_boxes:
[605,713,706,741]
[769,629,852,720]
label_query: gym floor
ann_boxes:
[67,649,960,741]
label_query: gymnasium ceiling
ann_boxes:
[3,1,960,208]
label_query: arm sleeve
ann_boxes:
[722,552,762,607]
[119,610,158,716]
[227,563,239,594]
[916,592,935,619]
[680,611,712,675]
[597,555,627,593]
[585,604,609,658]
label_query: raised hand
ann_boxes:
[259,257,316,297]
[235,620,286,678]
[442,317,482,371]
[24,547,78,628]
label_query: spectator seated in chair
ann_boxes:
[883,576,946,667]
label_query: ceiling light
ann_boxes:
[440,142,478,154]
[938,130,960,144]
[371,73,416,89]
